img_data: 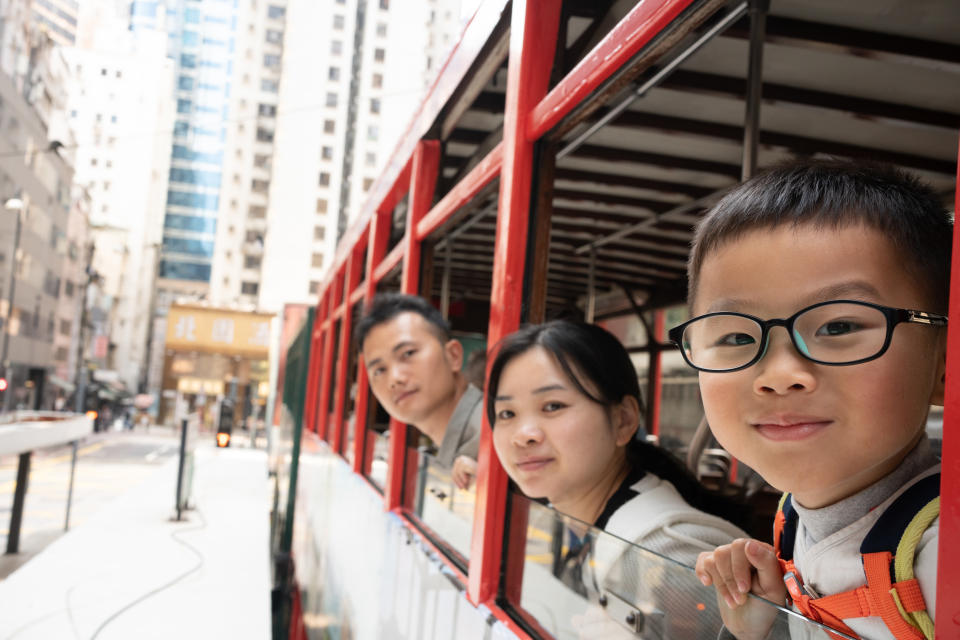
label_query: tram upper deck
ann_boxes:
[278,1,960,639]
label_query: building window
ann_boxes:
[365,152,376,167]
[379,0,389,9]
[59,319,71,336]
[372,73,383,88]
[263,54,281,68]
[256,127,274,142]
[241,281,259,295]
[370,98,380,114]
[362,178,374,191]
[374,48,385,63]
[258,103,277,117]
[316,198,328,213]
[254,154,271,168]
[333,14,344,30]
[265,29,283,44]
[331,40,342,56]
[249,205,267,219]
[328,66,340,81]
[311,253,324,268]
[244,255,262,269]
[318,172,330,187]
[309,281,320,295]
[321,146,334,160]
[367,125,379,141]
[323,119,335,134]
[314,226,326,241]
[267,5,285,19]
[251,179,270,193]
[376,22,387,37]
[325,92,338,108]
[261,78,279,93]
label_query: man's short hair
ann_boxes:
[688,159,953,312]
[356,292,450,348]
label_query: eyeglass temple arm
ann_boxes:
[907,310,948,326]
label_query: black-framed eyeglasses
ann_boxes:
[667,300,947,373]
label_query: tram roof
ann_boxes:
[333,0,960,318]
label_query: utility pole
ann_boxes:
[73,243,96,415]
[1,196,25,413]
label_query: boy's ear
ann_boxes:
[930,334,947,406]
[444,338,464,373]
[613,396,641,446]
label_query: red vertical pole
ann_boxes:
[302,295,326,433]
[648,310,664,438]
[467,0,562,607]
[353,211,392,474]
[936,139,960,638]
[385,140,441,511]
[330,250,362,454]
[316,270,343,442]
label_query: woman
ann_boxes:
[488,321,748,637]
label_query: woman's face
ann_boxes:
[491,347,636,512]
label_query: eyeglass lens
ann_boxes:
[681,302,889,371]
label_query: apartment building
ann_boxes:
[62,19,174,393]
[254,0,470,312]
[0,2,77,410]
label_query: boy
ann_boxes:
[357,293,482,488]
[677,160,950,639]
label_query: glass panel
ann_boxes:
[411,450,474,563]
[515,493,852,640]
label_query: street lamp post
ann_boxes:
[1,196,24,413]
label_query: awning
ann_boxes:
[47,375,76,393]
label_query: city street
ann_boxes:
[0,427,181,578]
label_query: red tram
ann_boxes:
[273,1,960,638]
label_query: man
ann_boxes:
[356,293,482,488]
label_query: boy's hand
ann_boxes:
[452,455,478,490]
[695,539,786,640]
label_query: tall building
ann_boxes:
[251,0,470,312]
[127,0,469,319]
[0,1,78,410]
[128,0,242,294]
[63,17,174,393]
[27,0,79,47]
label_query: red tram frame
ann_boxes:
[299,1,960,636]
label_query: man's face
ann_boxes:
[362,312,462,427]
[692,224,946,508]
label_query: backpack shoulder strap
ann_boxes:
[858,472,940,640]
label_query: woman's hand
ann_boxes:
[452,455,478,490]
[695,539,785,640]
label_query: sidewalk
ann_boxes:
[0,444,272,640]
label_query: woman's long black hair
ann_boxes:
[486,320,747,527]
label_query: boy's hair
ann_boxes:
[688,159,953,312]
[356,292,450,348]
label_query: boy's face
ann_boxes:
[693,224,946,508]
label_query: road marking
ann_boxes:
[0,442,106,493]
[145,445,173,462]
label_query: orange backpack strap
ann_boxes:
[772,474,939,640]
[856,472,940,640]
